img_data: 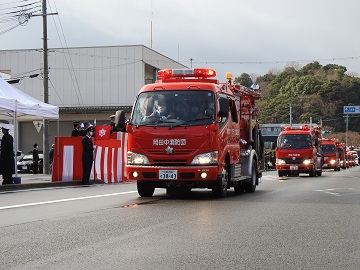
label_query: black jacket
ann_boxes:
[1,133,15,175]
[82,135,93,162]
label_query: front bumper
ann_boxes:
[276,164,315,173]
[126,165,220,182]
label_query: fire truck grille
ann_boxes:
[142,172,156,178]
[284,158,305,164]
[153,159,187,166]
[147,149,194,155]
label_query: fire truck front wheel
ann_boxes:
[244,162,257,193]
[212,167,228,198]
[137,181,155,197]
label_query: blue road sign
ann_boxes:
[343,106,360,114]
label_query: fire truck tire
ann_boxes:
[212,167,228,198]
[309,169,315,177]
[137,181,155,197]
[278,170,284,177]
[244,162,257,193]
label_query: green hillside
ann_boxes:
[236,62,360,133]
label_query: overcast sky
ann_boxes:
[1,0,360,80]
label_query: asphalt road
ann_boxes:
[1,167,360,269]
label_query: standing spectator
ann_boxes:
[32,143,39,174]
[82,126,94,185]
[1,124,15,185]
[71,121,81,136]
[49,144,54,173]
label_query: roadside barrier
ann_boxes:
[51,131,128,183]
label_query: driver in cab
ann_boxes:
[143,95,174,121]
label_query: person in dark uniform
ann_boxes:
[1,124,15,185]
[71,121,81,136]
[32,143,40,174]
[81,126,94,185]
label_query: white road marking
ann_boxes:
[314,188,355,197]
[0,190,138,210]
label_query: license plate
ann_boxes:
[22,166,27,170]
[290,166,298,170]
[159,170,177,180]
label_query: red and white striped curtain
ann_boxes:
[51,132,128,183]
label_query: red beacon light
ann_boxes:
[282,125,310,131]
[157,68,216,79]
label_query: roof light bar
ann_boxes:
[157,68,216,79]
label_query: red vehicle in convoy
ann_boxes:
[321,138,340,171]
[116,68,264,197]
[347,150,359,167]
[336,141,347,169]
[276,125,323,177]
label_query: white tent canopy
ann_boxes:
[0,77,59,178]
[0,77,58,120]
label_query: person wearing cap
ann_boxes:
[71,121,81,136]
[79,121,91,136]
[81,125,94,185]
[1,124,15,185]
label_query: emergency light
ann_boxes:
[157,68,216,79]
[282,125,310,131]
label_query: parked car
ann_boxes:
[17,151,43,173]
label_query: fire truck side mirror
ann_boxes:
[314,138,318,147]
[115,110,126,131]
[218,97,229,117]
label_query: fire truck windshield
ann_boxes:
[321,144,336,154]
[131,90,215,127]
[277,134,312,149]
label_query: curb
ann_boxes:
[0,180,104,192]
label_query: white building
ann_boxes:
[0,45,187,153]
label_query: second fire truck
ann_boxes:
[321,138,341,171]
[276,125,323,177]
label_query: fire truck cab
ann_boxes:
[116,68,263,198]
[276,125,323,177]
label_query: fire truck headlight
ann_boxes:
[330,159,336,165]
[276,159,286,165]
[191,151,218,165]
[303,159,313,165]
[127,152,150,165]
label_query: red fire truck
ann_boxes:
[116,68,264,197]
[321,138,341,171]
[336,141,347,169]
[276,125,323,177]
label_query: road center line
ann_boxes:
[0,190,138,210]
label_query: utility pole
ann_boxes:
[26,2,57,174]
[345,114,349,149]
[38,0,57,174]
[42,0,50,174]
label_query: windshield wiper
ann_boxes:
[169,117,215,129]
